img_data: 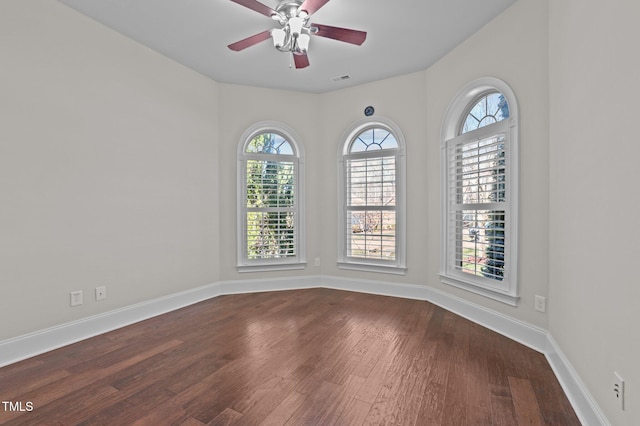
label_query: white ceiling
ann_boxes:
[56,0,518,93]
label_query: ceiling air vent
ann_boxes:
[331,74,352,82]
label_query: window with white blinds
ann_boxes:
[237,123,305,271]
[446,133,508,281]
[338,120,406,274]
[441,80,518,305]
[346,154,397,261]
[245,158,296,260]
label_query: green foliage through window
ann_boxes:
[245,133,296,260]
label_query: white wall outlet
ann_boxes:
[314,257,321,267]
[534,295,546,313]
[614,372,625,410]
[95,286,107,301]
[70,290,83,307]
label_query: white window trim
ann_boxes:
[237,121,306,272]
[440,77,519,305]
[337,117,407,275]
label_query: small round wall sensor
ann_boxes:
[364,106,375,117]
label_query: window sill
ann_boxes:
[237,262,306,273]
[439,274,518,306]
[338,261,407,276]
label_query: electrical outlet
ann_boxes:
[614,372,625,410]
[70,290,83,307]
[95,286,107,301]
[314,257,321,267]
[534,295,546,313]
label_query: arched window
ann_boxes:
[461,91,510,133]
[338,118,406,274]
[237,122,305,271]
[441,78,519,305]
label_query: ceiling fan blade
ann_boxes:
[311,24,367,45]
[299,0,330,15]
[230,0,277,18]
[293,52,310,69]
[228,30,272,51]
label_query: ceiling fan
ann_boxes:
[227,0,367,69]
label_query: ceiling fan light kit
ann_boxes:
[228,0,367,69]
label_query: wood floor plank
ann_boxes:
[0,288,580,426]
[465,323,493,425]
[352,341,395,404]
[208,407,243,426]
[363,346,430,425]
[530,368,582,426]
[441,354,467,425]
[230,374,298,424]
[509,376,546,426]
[2,339,183,425]
[318,374,367,424]
[333,397,372,426]
[489,384,519,426]
[286,374,365,425]
[0,365,70,401]
[129,400,191,426]
[260,391,308,426]
[284,380,341,425]
[416,381,446,425]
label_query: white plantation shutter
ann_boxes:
[338,119,406,274]
[245,158,297,259]
[440,81,518,305]
[345,153,397,261]
[446,131,509,284]
[237,123,305,271]
[445,120,513,293]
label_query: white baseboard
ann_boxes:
[0,282,222,369]
[319,275,548,352]
[545,334,609,426]
[217,275,319,295]
[0,275,606,425]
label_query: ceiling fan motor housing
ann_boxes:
[272,0,311,53]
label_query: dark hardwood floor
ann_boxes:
[0,288,580,425]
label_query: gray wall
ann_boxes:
[1,0,220,339]
[549,0,640,424]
